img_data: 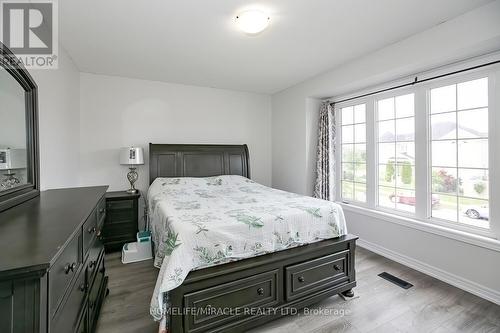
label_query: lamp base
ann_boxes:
[126,188,139,194]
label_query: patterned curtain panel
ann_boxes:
[313,101,336,200]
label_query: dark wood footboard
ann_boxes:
[168,234,358,333]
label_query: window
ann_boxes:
[335,67,496,237]
[340,104,366,202]
[430,78,489,228]
[377,93,415,213]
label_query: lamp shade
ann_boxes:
[119,147,144,165]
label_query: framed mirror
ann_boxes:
[0,41,39,212]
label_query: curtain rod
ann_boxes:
[330,59,500,106]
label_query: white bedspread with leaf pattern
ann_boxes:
[148,175,347,322]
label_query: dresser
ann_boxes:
[0,186,109,333]
[102,191,140,252]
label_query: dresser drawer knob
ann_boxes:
[79,283,88,292]
[64,262,77,274]
[99,208,105,213]
[298,276,305,283]
[334,264,341,271]
[89,260,97,269]
[257,288,265,296]
[89,300,95,309]
[88,226,96,234]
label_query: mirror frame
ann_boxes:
[0,41,40,212]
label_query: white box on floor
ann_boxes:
[122,231,153,264]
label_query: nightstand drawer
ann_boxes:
[106,199,134,211]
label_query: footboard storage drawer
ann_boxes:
[285,250,350,301]
[183,269,280,333]
[49,230,82,317]
[51,267,87,333]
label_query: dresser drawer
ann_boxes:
[86,239,104,286]
[88,254,105,327]
[285,250,349,301]
[83,210,98,255]
[51,267,86,333]
[49,231,82,317]
[97,196,106,223]
[184,269,279,332]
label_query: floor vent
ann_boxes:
[378,272,413,289]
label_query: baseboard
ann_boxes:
[357,238,500,306]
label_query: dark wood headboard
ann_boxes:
[149,144,250,184]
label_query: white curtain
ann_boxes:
[313,101,336,200]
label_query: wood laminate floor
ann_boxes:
[95,247,500,333]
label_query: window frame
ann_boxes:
[333,65,499,239]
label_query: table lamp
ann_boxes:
[119,146,144,194]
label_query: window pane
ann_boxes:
[354,163,366,183]
[395,163,415,189]
[378,120,395,142]
[457,78,488,110]
[431,112,456,140]
[394,189,416,213]
[395,93,414,118]
[379,142,395,164]
[458,139,488,168]
[354,183,366,202]
[354,123,366,143]
[342,181,353,200]
[432,167,458,194]
[378,98,394,120]
[458,168,488,199]
[354,104,365,123]
[379,164,395,187]
[396,142,415,164]
[353,144,366,163]
[431,84,456,114]
[342,144,354,163]
[457,108,488,139]
[341,107,353,125]
[396,117,414,141]
[432,194,457,221]
[342,125,354,143]
[379,186,395,209]
[342,163,354,181]
[459,197,489,228]
[432,140,457,167]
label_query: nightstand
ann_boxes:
[102,191,141,252]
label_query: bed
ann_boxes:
[148,144,357,333]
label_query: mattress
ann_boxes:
[148,175,347,322]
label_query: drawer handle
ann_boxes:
[79,283,88,292]
[88,226,96,234]
[89,300,95,309]
[89,260,97,270]
[334,264,341,271]
[64,262,77,274]
[99,208,105,213]
[257,288,265,296]
[298,276,305,283]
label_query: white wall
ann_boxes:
[79,73,272,197]
[272,0,500,196]
[271,1,500,304]
[30,47,81,190]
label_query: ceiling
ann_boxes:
[59,0,492,94]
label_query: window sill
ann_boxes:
[339,202,500,252]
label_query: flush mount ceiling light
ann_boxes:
[235,10,270,34]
